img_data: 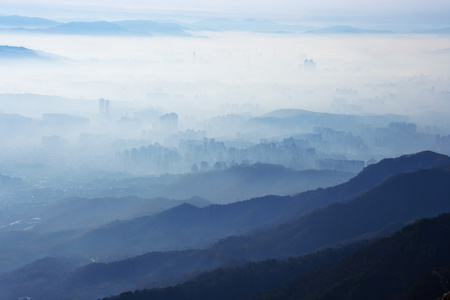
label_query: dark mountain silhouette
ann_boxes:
[263,213,450,300]
[46,152,450,259]
[277,150,450,223]
[214,168,450,261]
[1,151,447,273]
[398,265,450,300]
[100,244,368,300]
[100,213,450,300]
[320,150,450,199]
[0,242,368,300]
[2,153,450,299]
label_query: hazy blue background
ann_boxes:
[1,2,450,299]
[2,0,450,29]
[1,0,449,119]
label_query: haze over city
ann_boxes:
[1,1,450,299]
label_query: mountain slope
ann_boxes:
[208,167,450,261]
[103,244,369,300]
[264,213,450,300]
[4,151,447,269]
[49,197,293,258]
[31,196,211,233]
[82,164,354,204]
[279,150,450,222]
[101,213,450,300]
[399,265,450,300]
[166,164,354,204]
[3,161,450,299]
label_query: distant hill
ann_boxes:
[114,20,190,36]
[0,196,211,272]
[2,15,448,35]
[306,25,393,34]
[31,196,211,233]
[0,45,62,61]
[0,16,191,36]
[45,21,132,35]
[164,164,354,204]
[0,15,60,28]
[74,163,352,204]
[2,152,450,299]
[48,198,291,258]
[249,108,406,133]
[183,18,312,32]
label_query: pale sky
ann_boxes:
[1,0,449,28]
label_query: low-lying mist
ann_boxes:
[1,14,450,300]
[0,30,449,196]
[1,31,449,117]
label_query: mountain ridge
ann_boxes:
[0,45,64,61]
[100,213,450,300]
[2,151,447,272]
[2,152,450,299]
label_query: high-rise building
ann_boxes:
[104,99,110,116]
[304,59,316,71]
[159,113,178,133]
[99,98,105,114]
[99,98,110,116]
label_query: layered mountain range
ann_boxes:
[1,15,449,35]
[1,151,450,299]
